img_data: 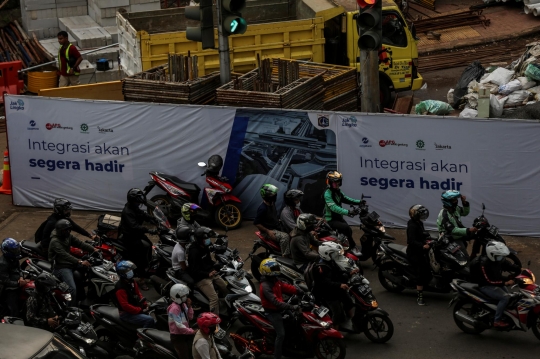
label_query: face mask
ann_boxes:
[331,182,340,189]
[495,256,504,262]
[126,270,134,279]
[204,239,212,246]
[296,203,301,208]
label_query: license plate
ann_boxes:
[78,323,92,335]
[358,284,370,295]
[447,243,459,254]
[214,328,226,340]
[315,306,329,318]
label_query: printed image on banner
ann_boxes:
[223,109,337,219]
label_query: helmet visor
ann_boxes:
[6,246,21,258]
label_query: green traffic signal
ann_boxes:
[223,15,247,35]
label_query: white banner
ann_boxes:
[5,95,236,211]
[335,113,540,236]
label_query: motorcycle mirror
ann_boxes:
[528,260,531,268]
[198,162,207,168]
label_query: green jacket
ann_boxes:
[48,230,95,269]
[323,188,362,222]
[436,203,471,240]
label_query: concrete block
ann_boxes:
[56,2,89,9]
[95,62,124,83]
[130,2,161,11]
[103,26,119,43]
[84,47,119,63]
[27,8,57,20]
[28,28,61,40]
[40,38,79,56]
[69,27,112,48]
[79,59,96,75]
[24,0,57,11]
[130,0,161,4]
[79,72,97,85]
[59,15,99,31]
[91,0,130,7]
[57,6,88,18]
[88,0,129,26]
[24,17,59,31]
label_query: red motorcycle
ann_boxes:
[142,154,242,229]
[450,268,540,338]
[228,293,346,359]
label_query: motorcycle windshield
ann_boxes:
[153,206,171,228]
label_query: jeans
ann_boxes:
[328,219,356,249]
[196,277,228,315]
[120,312,155,328]
[3,290,19,317]
[265,311,285,359]
[54,268,77,305]
[480,286,510,322]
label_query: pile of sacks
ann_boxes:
[449,42,540,118]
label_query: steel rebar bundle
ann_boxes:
[414,10,491,33]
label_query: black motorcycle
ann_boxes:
[358,209,396,262]
[377,235,469,293]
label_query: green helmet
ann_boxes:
[260,184,278,202]
[181,203,201,222]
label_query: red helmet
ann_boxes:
[197,312,221,335]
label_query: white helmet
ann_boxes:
[485,241,510,262]
[318,242,344,261]
[170,283,190,304]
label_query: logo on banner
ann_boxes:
[80,123,90,134]
[317,115,329,128]
[97,126,113,133]
[379,140,408,147]
[416,140,425,150]
[9,99,25,111]
[341,116,358,128]
[46,123,73,130]
[435,142,452,150]
[359,137,372,148]
[27,120,39,130]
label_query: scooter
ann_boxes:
[358,208,396,262]
[142,154,242,229]
[228,292,346,359]
[449,269,540,339]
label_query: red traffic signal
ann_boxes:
[356,0,376,8]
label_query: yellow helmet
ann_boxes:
[326,171,343,186]
[259,258,281,276]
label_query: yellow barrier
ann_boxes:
[38,81,124,101]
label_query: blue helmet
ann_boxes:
[116,260,137,279]
[441,190,461,208]
[1,238,21,259]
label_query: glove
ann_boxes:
[347,210,355,218]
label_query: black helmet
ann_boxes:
[409,204,429,221]
[297,213,317,231]
[284,189,304,207]
[53,198,72,218]
[176,227,193,244]
[55,219,73,238]
[127,188,146,205]
[194,227,216,246]
[35,273,56,293]
[206,155,223,177]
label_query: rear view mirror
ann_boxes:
[482,203,485,210]
[198,162,207,168]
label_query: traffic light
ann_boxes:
[185,0,215,49]
[356,0,382,51]
[221,0,247,36]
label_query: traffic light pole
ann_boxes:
[216,0,231,84]
[360,50,380,113]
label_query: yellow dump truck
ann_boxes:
[117,0,423,106]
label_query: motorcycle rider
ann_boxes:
[187,227,228,315]
[35,198,97,253]
[259,258,302,359]
[118,188,157,291]
[280,189,304,234]
[312,242,356,330]
[0,238,27,317]
[48,219,98,305]
[114,260,155,328]
[406,205,432,306]
[470,241,520,328]
[172,227,195,286]
[290,213,320,271]
[323,171,363,249]
[437,190,476,258]
[192,312,222,359]
[26,272,60,331]
[254,184,291,257]
[177,203,202,232]
[168,283,195,359]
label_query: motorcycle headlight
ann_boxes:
[108,273,119,282]
[63,294,72,301]
[313,318,330,328]
[376,226,386,233]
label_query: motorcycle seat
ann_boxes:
[388,243,408,257]
[22,240,44,254]
[274,256,297,270]
[160,245,174,256]
[109,240,126,252]
[255,232,281,251]
[35,260,53,273]
[140,329,175,353]
[460,282,489,299]
[93,305,140,331]
[157,173,201,192]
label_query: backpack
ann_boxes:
[304,261,329,291]
[34,219,49,243]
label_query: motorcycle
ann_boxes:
[142,154,242,229]
[471,203,522,269]
[148,204,182,277]
[358,207,396,262]
[377,234,469,293]
[449,269,540,339]
[228,292,346,359]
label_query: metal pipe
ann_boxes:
[19,43,119,73]
[216,0,231,85]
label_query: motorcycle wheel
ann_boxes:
[377,262,406,293]
[453,300,486,334]
[314,338,346,359]
[148,195,173,220]
[96,329,119,354]
[215,203,242,230]
[363,314,394,343]
[251,253,268,282]
[531,314,540,340]
[233,325,263,357]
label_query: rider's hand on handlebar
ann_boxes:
[340,283,350,291]
[505,280,515,286]
[347,210,356,218]
[469,227,478,233]
[48,317,59,328]
[209,270,218,277]
[81,260,92,267]
[423,244,430,249]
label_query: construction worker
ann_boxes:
[57,31,82,87]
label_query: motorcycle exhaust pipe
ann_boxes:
[454,311,478,327]
[381,271,405,286]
